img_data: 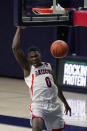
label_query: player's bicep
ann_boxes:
[52,72,57,85]
[13,48,29,70]
[50,64,57,84]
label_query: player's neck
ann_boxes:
[33,62,43,68]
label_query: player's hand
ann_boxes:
[20,26,27,29]
[16,26,27,30]
[64,104,71,116]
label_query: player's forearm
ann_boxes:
[58,89,68,106]
[12,27,21,50]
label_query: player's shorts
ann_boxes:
[29,100,65,131]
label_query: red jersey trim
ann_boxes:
[32,114,44,120]
[29,105,44,120]
[52,122,65,131]
[31,74,34,96]
[29,104,32,112]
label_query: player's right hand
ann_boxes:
[16,26,27,29]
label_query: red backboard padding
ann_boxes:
[74,10,87,26]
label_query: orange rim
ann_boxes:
[32,8,53,13]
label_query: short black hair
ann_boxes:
[27,46,41,54]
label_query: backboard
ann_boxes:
[13,0,73,27]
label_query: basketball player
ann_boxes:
[12,26,71,131]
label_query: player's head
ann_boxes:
[27,46,41,66]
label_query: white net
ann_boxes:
[53,0,56,13]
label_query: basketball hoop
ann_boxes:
[13,0,73,27]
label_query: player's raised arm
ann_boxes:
[12,26,30,73]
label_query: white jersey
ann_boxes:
[24,62,58,102]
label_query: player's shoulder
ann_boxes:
[42,62,52,68]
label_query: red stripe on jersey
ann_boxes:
[52,122,65,131]
[29,104,32,112]
[29,105,44,120]
[31,74,34,96]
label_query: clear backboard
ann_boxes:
[13,0,73,27]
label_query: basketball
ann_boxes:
[50,40,68,58]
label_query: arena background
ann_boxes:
[0,0,86,79]
[0,1,87,131]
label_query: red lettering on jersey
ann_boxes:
[35,69,52,77]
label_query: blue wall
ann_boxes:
[58,0,84,8]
